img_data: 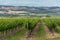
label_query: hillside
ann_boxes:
[0,6,60,14]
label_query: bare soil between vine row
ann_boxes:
[20,22,60,40]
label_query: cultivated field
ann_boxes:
[0,17,60,40]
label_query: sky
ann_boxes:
[0,0,60,7]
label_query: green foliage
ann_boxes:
[43,18,60,33]
[28,18,40,30]
[0,18,27,31]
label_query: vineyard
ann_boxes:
[0,17,60,40]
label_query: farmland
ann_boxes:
[0,17,60,40]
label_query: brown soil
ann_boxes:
[20,21,60,40]
[20,22,40,40]
[43,24,60,39]
[31,22,40,37]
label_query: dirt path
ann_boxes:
[20,20,60,40]
[20,22,40,40]
[43,22,60,39]
[31,22,40,37]
[27,22,40,40]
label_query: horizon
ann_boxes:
[0,5,60,7]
